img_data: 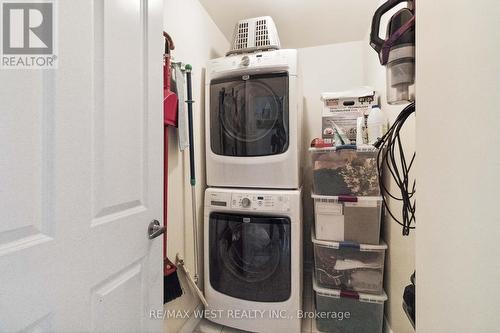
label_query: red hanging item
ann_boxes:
[164,31,178,127]
[163,31,182,303]
[163,31,177,262]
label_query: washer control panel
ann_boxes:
[207,191,292,212]
[207,192,232,208]
[231,193,290,212]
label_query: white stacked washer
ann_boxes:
[204,188,302,333]
[205,49,302,189]
[204,49,303,333]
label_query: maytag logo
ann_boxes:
[1,0,57,69]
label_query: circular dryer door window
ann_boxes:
[210,72,289,157]
[209,212,291,302]
[220,81,280,143]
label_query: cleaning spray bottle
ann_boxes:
[367,105,388,144]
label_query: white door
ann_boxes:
[0,0,164,332]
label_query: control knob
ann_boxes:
[241,55,250,66]
[241,197,251,208]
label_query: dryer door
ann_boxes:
[210,72,289,157]
[209,212,291,302]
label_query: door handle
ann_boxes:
[148,220,165,239]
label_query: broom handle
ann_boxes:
[185,64,199,284]
[186,65,196,186]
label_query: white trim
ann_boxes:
[384,316,394,333]
[179,304,204,333]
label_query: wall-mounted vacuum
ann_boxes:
[370,2,417,235]
[370,0,415,104]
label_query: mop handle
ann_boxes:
[185,64,196,186]
[184,64,200,283]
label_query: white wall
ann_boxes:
[362,12,416,333]
[298,41,366,264]
[416,1,500,332]
[163,1,229,332]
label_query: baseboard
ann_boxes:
[384,316,394,333]
[179,303,203,333]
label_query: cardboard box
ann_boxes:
[321,87,377,145]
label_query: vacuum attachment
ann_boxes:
[227,16,280,56]
[370,0,415,104]
[403,271,416,328]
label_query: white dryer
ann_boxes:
[204,187,302,333]
[205,49,302,189]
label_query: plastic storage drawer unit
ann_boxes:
[310,146,380,197]
[313,231,387,294]
[313,194,382,245]
[313,276,387,333]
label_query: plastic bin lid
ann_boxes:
[311,229,387,251]
[320,87,375,101]
[308,145,378,153]
[313,273,388,303]
[311,193,382,203]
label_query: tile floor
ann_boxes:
[193,267,321,333]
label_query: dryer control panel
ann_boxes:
[206,49,298,82]
[206,191,291,212]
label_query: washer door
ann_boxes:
[209,212,291,302]
[210,72,289,157]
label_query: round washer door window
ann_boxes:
[220,222,282,283]
[209,213,291,302]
